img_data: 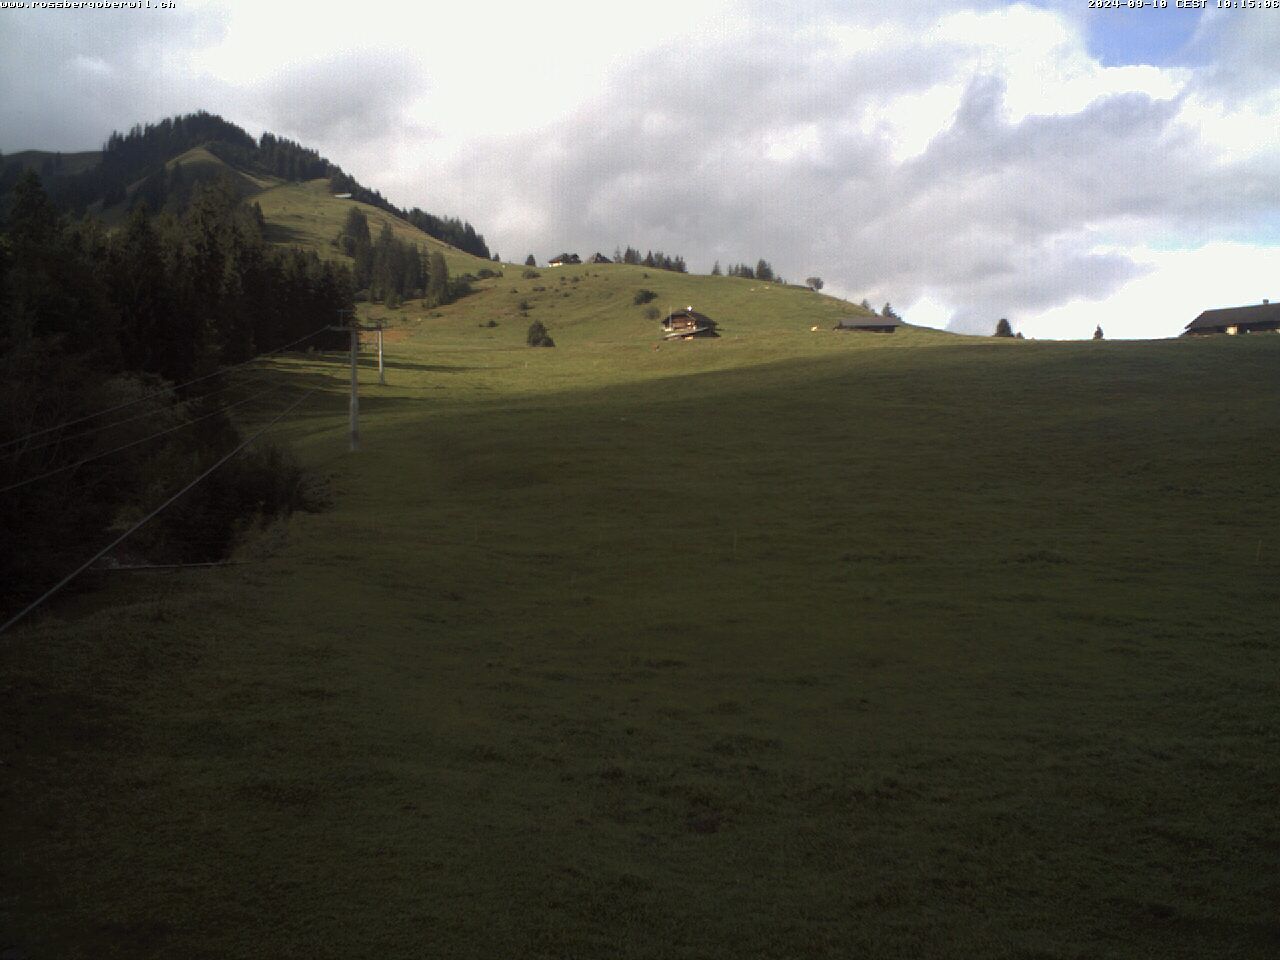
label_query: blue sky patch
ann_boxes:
[1081,7,1205,67]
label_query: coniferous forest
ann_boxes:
[0,111,493,259]
[0,169,353,616]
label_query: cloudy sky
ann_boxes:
[2,0,1278,338]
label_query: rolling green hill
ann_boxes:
[3,269,1277,958]
[3,111,496,274]
[75,142,498,277]
[252,176,499,277]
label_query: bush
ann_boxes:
[522,268,541,279]
[526,320,555,347]
[644,306,660,321]
[633,289,657,305]
[518,299,531,313]
[476,267,499,280]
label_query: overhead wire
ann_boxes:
[0,325,332,453]
[0,381,287,495]
[8,372,273,457]
[0,385,323,637]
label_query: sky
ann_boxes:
[1,0,1278,339]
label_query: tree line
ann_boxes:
[612,246,688,273]
[0,110,493,259]
[713,259,780,283]
[0,170,353,614]
[335,208,474,309]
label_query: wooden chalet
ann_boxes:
[833,315,902,333]
[661,307,718,339]
[1184,300,1280,336]
[588,252,613,264]
[548,253,581,267]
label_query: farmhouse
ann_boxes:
[588,252,612,264]
[834,316,902,333]
[548,253,581,267]
[661,307,718,339]
[1184,300,1280,336]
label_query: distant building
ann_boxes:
[1184,300,1280,336]
[332,193,353,199]
[661,307,718,339]
[548,253,581,267]
[833,316,902,333]
[588,252,612,264]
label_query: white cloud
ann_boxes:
[1021,243,1280,340]
[2,0,1278,340]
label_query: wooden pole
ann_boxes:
[349,326,360,452]
[373,321,384,386]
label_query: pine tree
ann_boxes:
[1093,325,1104,340]
[711,260,722,276]
[427,249,450,307]
[994,318,1014,338]
[525,254,536,266]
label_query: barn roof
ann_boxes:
[1186,301,1280,331]
[835,315,902,328]
[664,308,713,323]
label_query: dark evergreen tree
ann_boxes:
[1093,325,1104,340]
[526,319,554,347]
[426,249,450,307]
[994,318,1015,338]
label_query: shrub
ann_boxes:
[518,299,531,313]
[527,320,555,347]
[644,306,660,321]
[522,268,541,279]
[633,289,657,305]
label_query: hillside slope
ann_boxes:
[3,275,1277,958]
[252,176,499,277]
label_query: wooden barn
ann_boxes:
[833,315,902,333]
[588,252,612,264]
[661,307,718,339]
[548,253,581,267]
[1184,300,1280,336]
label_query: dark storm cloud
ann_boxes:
[0,6,229,151]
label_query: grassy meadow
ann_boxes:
[2,265,1278,958]
[250,176,498,276]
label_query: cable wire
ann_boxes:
[0,326,331,453]
[0,386,321,637]
[10,373,273,458]
[0,382,286,495]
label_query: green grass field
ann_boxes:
[250,177,498,277]
[2,268,1278,958]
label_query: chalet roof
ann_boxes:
[1185,301,1280,330]
[664,309,713,324]
[589,252,612,263]
[836,315,902,328]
